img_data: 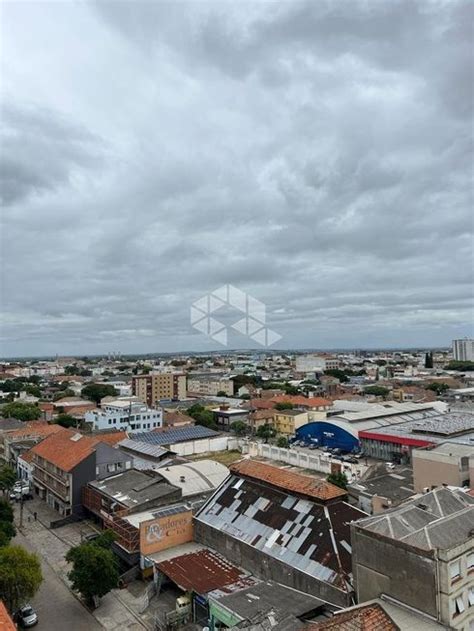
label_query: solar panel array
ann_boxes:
[129,425,220,445]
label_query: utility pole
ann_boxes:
[19,493,24,531]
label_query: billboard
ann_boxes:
[140,509,193,556]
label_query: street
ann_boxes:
[15,529,102,631]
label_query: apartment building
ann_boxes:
[273,409,308,436]
[85,397,163,432]
[30,429,132,516]
[187,374,234,397]
[295,354,340,373]
[412,443,474,492]
[132,373,186,405]
[351,487,474,629]
[453,339,474,362]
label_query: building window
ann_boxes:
[450,560,461,582]
[468,552,474,572]
[469,588,474,607]
[455,596,465,616]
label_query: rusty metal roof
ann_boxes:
[230,459,346,502]
[156,548,255,594]
[195,474,367,590]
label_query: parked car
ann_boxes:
[308,444,318,450]
[15,605,38,628]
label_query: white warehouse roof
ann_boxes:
[157,460,229,497]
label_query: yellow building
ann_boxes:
[273,410,308,436]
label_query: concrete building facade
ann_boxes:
[132,373,187,405]
[85,397,163,432]
[412,443,473,492]
[453,339,474,362]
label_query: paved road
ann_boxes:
[15,529,102,631]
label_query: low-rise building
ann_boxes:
[31,429,133,516]
[351,487,474,629]
[412,442,474,492]
[194,459,367,606]
[187,374,234,397]
[85,397,163,432]
[348,464,415,514]
[273,409,308,436]
[212,405,248,429]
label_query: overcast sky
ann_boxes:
[1,1,473,357]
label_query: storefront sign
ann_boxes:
[140,509,193,556]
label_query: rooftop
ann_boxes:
[355,487,474,551]
[349,465,414,506]
[129,425,220,446]
[306,602,397,630]
[209,580,325,624]
[157,460,229,496]
[230,459,346,502]
[88,469,179,509]
[156,548,256,595]
[195,473,367,591]
[31,429,98,471]
[360,412,474,446]
[118,438,171,460]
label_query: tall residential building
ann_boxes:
[187,374,234,397]
[453,339,474,362]
[132,373,186,405]
[351,487,474,630]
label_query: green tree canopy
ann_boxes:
[426,382,450,395]
[256,424,276,442]
[230,420,247,436]
[66,542,119,606]
[276,436,289,448]
[216,390,228,397]
[186,404,217,430]
[0,402,41,421]
[0,545,42,613]
[0,522,16,547]
[53,389,76,401]
[54,413,78,428]
[0,467,17,494]
[444,361,474,371]
[324,369,349,383]
[327,471,348,490]
[81,383,118,404]
[364,385,390,398]
[0,500,13,524]
[274,402,294,411]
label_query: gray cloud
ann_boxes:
[0,0,472,356]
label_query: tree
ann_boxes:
[230,421,247,436]
[256,424,276,443]
[66,542,119,606]
[81,383,118,404]
[0,467,16,495]
[53,389,75,401]
[364,385,390,399]
[0,522,16,547]
[277,436,289,448]
[0,545,42,613]
[274,402,293,411]
[89,530,116,550]
[327,471,348,490]
[54,413,78,428]
[0,402,41,421]
[426,382,450,395]
[186,404,218,430]
[444,361,474,371]
[424,352,434,369]
[324,369,349,383]
[0,500,13,524]
[216,390,228,397]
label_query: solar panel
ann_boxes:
[129,425,220,445]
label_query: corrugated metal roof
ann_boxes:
[195,474,366,589]
[157,548,256,594]
[118,438,170,459]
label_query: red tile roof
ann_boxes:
[31,429,99,472]
[93,431,128,446]
[7,423,64,440]
[306,603,398,630]
[156,549,255,594]
[18,449,34,463]
[230,459,346,502]
[0,601,15,631]
[271,395,331,408]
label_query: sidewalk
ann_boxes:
[15,499,152,631]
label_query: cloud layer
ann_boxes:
[1,1,473,356]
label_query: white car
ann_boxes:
[15,605,38,628]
